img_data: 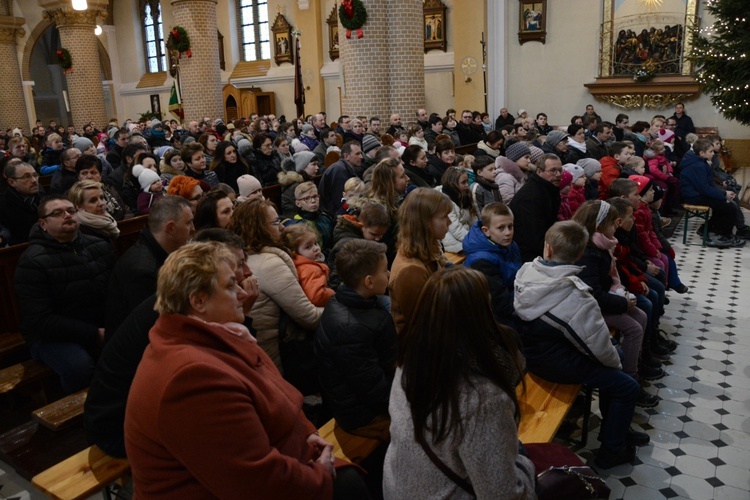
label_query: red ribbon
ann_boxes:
[356,28,363,38]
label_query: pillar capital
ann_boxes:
[170,0,217,5]
[44,7,104,27]
[0,16,25,44]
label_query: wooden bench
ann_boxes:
[0,332,25,360]
[32,445,130,500]
[682,204,711,246]
[32,388,88,431]
[517,372,584,445]
[444,251,466,265]
[317,419,383,464]
[0,360,52,395]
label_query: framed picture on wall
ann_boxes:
[424,0,447,53]
[518,0,547,45]
[150,94,161,116]
[271,13,293,65]
[327,5,339,61]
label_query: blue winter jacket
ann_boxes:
[462,221,522,288]
[679,150,726,202]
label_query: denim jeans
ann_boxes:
[29,340,95,394]
[527,346,639,453]
[666,255,684,289]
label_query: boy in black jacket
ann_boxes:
[315,239,396,439]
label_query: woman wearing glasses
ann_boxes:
[229,199,323,375]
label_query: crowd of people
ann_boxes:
[0,101,744,498]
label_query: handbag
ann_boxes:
[525,443,610,500]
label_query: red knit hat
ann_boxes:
[628,175,653,196]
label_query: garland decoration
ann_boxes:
[56,48,73,74]
[167,26,192,58]
[339,0,367,39]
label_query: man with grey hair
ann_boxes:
[105,195,194,335]
[509,153,563,262]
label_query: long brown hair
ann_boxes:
[228,198,286,254]
[398,267,523,444]
[397,187,452,263]
[365,158,401,218]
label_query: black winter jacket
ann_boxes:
[575,246,629,315]
[14,225,115,346]
[105,227,169,337]
[314,285,397,432]
[508,173,561,262]
[0,187,41,245]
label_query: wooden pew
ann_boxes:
[444,251,466,265]
[317,419,383,464]
[32,445,130,500]
[0,360,52,395]
[32,388,88,431]
[517,372,582,444]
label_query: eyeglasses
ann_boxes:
[297,194,320,203]
[545,168,563,174]
[41,207,78,219]
[12,173,40,181]
[268,217,282,227]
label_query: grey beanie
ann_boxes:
[578,158,602,179]
[505,142,531,162]
[73,137,94,152]
[563,163,585,184]
[236,137,252,156]
[301,123,315,135]
[293,151,317,173]
[362,134,381,154]
[150,118,163,130]
[545,130,569,149]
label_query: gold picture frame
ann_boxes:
[327,5,339,61]
[518,0,546,45]
[423,0,447,53]
[271,13,293,65]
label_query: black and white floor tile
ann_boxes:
[558,210,750,499]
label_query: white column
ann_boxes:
[101,25,124,122]
[486,0,507,119]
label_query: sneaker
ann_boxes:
[640,364,666,381]
[736,227,750,240]
[595,445,636,469]
[730,236,746,248]
[672,284,689,294]
[628,427,652,446]
[707,234,735,248]
[636,388,660,409]
[650,341,671,357]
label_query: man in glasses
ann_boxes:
[455,109,485,146]
[0,161,43,245]
[509,154,564,262]
[14,195,116,394]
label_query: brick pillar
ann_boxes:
[45,7,108,129]
[386,0,424,120]
[170,0,222,123]
[340,0,424,120]
[340,0,389,119]
[0,17,29,131]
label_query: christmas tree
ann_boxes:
[690,0,750,126]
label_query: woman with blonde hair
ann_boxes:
[125,241,362,498]
[384,266,534,498]
[388,187,453,334]
[229,199,323,377]
[68,179,120,248]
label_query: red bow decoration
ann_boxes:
[341,0,363,38]
[171,29,180,41]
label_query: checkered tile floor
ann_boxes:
[555,210,750,499]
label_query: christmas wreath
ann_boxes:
[56,48,73,74]
[339,0,367,39]
[167,26,192,58]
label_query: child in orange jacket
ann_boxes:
[282,224,335,307]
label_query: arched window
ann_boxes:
[141,0,167,73]
[237,0,270,61]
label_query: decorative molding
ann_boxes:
[0,25,24,44]
[585,75,699,109]
[229,60,271,80]
[44,8,104,27]
[424,51,454,73]
[119,81,171,96]
[320,61,340,81]
[231,65,294,86]
[136,71,168,89]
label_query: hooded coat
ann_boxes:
[513,258,621,369]
[494,156,527,205]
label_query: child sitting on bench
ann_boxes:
[513,221,646,469]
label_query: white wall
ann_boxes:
[500,0,749,139]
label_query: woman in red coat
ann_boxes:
[124,242,362,499]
